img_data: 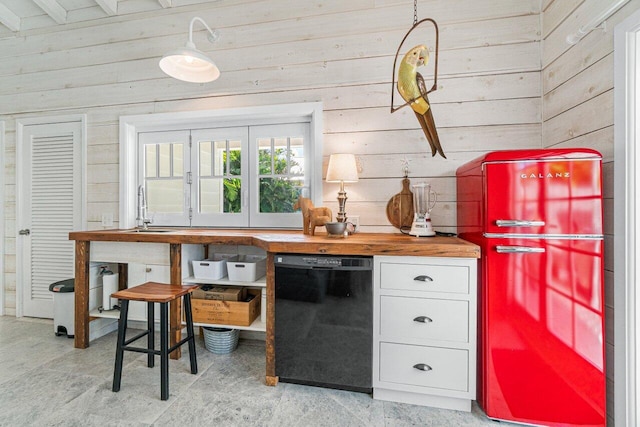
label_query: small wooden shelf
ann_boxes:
[91,308,266,333]
[89,308,146,322]
[182,275,266,288]
[192,317,266,332]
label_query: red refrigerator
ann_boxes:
[456,149,606,427]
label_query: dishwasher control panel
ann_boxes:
[275,254,372,270]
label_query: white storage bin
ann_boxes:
[227,255,267,282]
[192,254,238,280]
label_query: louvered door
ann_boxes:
[18,121,83,318]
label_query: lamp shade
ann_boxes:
[326,154,359,183]
[159,17,220,83]
[159,43,220,83]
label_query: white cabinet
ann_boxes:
[373,256,477,412]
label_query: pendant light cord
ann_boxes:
[413,0,418,25]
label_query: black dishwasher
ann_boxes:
[274,254,373,393]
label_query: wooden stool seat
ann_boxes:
[112,282,196,303]
[111,281,199,400]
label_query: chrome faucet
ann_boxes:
[137,185,151,230]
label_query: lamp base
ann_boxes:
[336,188,348,223]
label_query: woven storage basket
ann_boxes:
[202,327,239,354]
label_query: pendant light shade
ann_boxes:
[159,17,220,83]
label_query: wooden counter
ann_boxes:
[69,228,479,385]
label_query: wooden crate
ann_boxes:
[189,288,260,326]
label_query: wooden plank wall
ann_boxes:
[542,0,640,424]
[0,0,542,316]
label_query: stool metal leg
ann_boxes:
[160,301,169,400]
[183,294,198,374]
[112,299,129,393]
[147,302,154,368]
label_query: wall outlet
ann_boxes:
[101,213,114,227]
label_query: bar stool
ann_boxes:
[111,281,198,400]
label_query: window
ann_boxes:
[120,103,323,229]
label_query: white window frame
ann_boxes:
[191,126,250,227]
[249,122,311,228]
[119,103,323,229]
[138,130,191,227]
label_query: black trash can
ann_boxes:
[49,279,75,338]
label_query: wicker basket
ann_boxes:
[202,327,239,354]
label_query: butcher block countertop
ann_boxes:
[68,228,480,258]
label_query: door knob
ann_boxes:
[19,229,30,235]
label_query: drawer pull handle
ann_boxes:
[413,363,432,372]
[413,316,433,323]
[413,275,433,282]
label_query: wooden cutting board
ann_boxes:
[386,177,414,230]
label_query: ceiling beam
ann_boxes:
[95,0,118,16]
[0,3,20,31]
[158,0,172,8]
[33,0,67,24]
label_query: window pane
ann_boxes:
[290,138,304,175]
[258,138,272,175]
[200,141,212,176]
[201,177,242,213]
[228,140,242,176]
[213,141,226,176]
[159,144,171,177]
[259,177,302,213]
[173,144,183,176]
[274,137,288,174]
[200,177,222,213]
[145,145,157,178]
[147,179,183,213]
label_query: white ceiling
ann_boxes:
[0,0,213,36]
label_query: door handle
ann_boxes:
[496,219,545,227]
[413,363,432,372]
[19,229,30,236]
[413,275,433,282]
[496,245,545,254]
[413,316,433,323]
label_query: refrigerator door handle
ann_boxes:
[495,219,545,227]
[496,245,545,254]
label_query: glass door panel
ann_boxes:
[191,127,248,227]
[138,130,190,226]
[250,123,310,227]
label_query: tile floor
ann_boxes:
[0,316,497,426]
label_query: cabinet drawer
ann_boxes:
[379,342,468,392]
[380,296,469,343]
[379,262,469,294]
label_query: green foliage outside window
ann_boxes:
[223,149,302,213]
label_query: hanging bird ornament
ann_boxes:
[397,45,445,158]
[390,1,445,158]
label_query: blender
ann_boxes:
[409,183,437,237]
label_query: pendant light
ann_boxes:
[159,17,220,83]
